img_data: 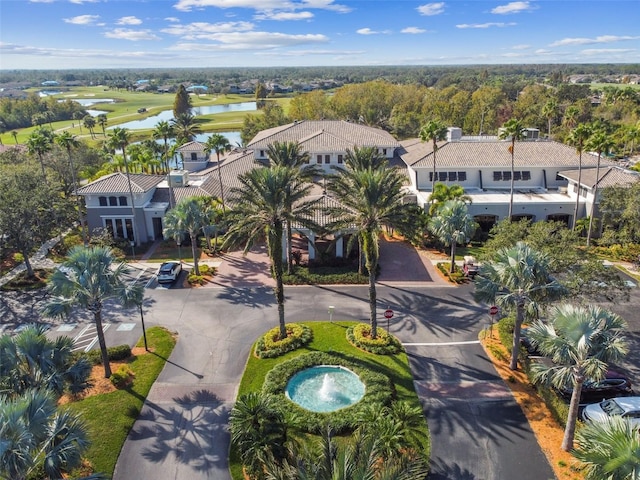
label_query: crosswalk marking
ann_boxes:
[71,323,110,352]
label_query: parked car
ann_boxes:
[462,256,479,278]
[157,261,182,284]
[581,396,640,427]
[558,370,633,403]
[520,327,543,356]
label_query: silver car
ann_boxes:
[581,396,640,427]
[157,261,182,284]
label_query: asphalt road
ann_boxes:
[112,283,556,480]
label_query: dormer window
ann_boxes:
[99,196,107,206]
[109,196,118,206]
[191,152,197,161]
[260,150,265,157]
[119,196,127,206]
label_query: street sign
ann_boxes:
[489,305,498,316]
[384,309,394,319]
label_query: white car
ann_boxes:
[581,396,640,427]
[157,261,182,284]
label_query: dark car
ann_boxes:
[157,261,182,284]
[558,370,633,403]
[520,327,543,356]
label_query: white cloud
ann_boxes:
[69,0,99,3]
[261,48,364,56]
[63,15,101,25]
[356,28,390,35]
[173,0,350,13]
[491,1,534,14]
[28,0,54,3]
[104,29,161,41]
[456,22,516,29]
[581,48,635,55]
[168,31,328,50]
[550,35,640,47]
[511,44,530,50]
[162,21,255,38]
[417,2,444,16]
[534,49,552,54]
[255,11,314,20]
[117,16,143,25]
[402,27,426,34]
[165,17,180,22]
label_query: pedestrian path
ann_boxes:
[0,232,64,288]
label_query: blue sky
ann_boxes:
[1,0,639,69]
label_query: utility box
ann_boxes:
[168,170,189,187]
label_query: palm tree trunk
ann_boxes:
[508,140,515,220]
[94,310,112,378]
[572,151,583,230]
[562,378,584,451]
[190,233,200,275]
[269,224,287,340]
[449,241,457,274]
[586,153,601,247]
[22,249,34,278]
[364,233,378,340]
[510,302,525,370]
[217,160,226,215]
[286,222,293,275]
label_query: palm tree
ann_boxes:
[162,198,209,276]
[0,325,91,398]
[26,128,53,179]
[499,118,526,220]
[527,304,628,451]
[171,112,201,144]
[204,133,233,215]
[11,130,19,144]
[152,120,175,173]
[419,119,448,202]
[428,200,477,273]
[585,130,615,247]
[108,127,138,248]
[224,166,317,340]
[563,105,580,130]
[541,99,559,138]
[265,140,319,274]
[195,196,224,253]
[55,131,87,245]
[573,416,640,479]
[474,241,565,370]
[567,123,592,230]
[0,390,90,480]
[326,159,407,340]
[96,113,108,137]
[428,182,472,216]
[342,145,388,170]
[41,246,142,378]
[83,115,96,139]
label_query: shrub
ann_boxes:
[254,323,313,358]
[198,264,211,275]
[346,324,403,355]
[261,352,394,434]
[110,365,134,388]
[187,273,206,285]
[436,262,466,284]
[82,344,132,365]
[282,265,368,285]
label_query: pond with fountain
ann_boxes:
[286,365,365,412]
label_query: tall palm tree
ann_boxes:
[428,200,477,273]
[585,130,614,247]
[567,123,592,230]
[499,118,526,220]
[419,119,448,202]
[474,241,565,370]
[541,99,559,138]
[107,127,138,248]
[204,133,232,215]
[96,113,108,137]
[171,112,201,144]
[83,115,96,139]
[428,182,472,216]
[527,304,628,451]
[11,131,19,144]
[0,390,91,480]
[26,128,52,179]
[326,159,407,340]
[152,120,175,173]
[55,131,87,246]
[573,416,640,479]
[0,324,91,398]
[162,198,209,276]
[224,166,317,340]
[265,140,319,274]
[41,246,142,378]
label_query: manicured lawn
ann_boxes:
[232,321,430,480]
[66,327,176,477]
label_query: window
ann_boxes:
[382,148,387,156]
[337,154,343,164]
[572,184,578,193]
[191,152,197,161]
[119,196,127,206]
[317,155,322,164]
[502,171,511,181]
[493,171,502,181]
[325,155,330,164]
[260,150,265,157]
[438,172,447,181]
[448,172,457,181]
[109,196,118,206]
[99,196,107,206]
[580,187,588,197]
[458,171,467,181]
[513,171,521,181]
[522,171,531,181]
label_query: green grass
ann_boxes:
[66,327,176,477]
[232,321,429,480]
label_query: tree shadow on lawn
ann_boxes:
[127,389,230,473]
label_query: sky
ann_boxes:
[1,0,639,70]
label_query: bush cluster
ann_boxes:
[282,265,368,285]
[261,352,394,434]
[435,262,466,283]
[346,324,403,355]
[81,344,132,365]
[254,323,312,358]
[110,364,135,388]
[592,243,640,262]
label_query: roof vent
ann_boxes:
[447,127,462,142]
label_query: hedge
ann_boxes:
[254,323,313,358]
[346,324,403,355]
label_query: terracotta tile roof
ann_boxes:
[176,141,206,152]
[247,120,400,151]
[78,173,164,194]
[559,166,640,189]
[400,139,618,169]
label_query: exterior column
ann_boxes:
[308,232,316,260]
[336,236,344,258]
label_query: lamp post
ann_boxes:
[328,305,334,323]
[130,240,136,261]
